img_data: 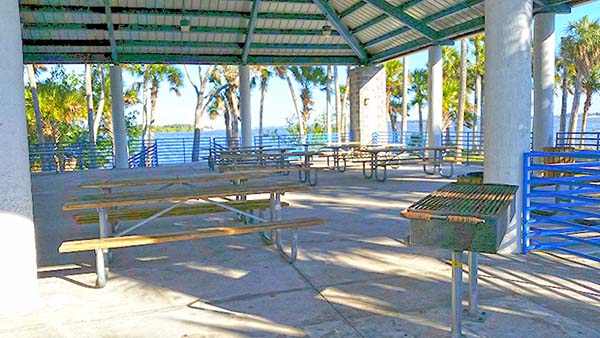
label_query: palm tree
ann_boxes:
[334,66,341,139]
[275,66,304,138]
[340,66,351,140]
[384,59,403,138]
[147,65,184,145]
[251,65,274,146]
[556,38,573,133]
[326,65,332,142]
[564,16,600,133]
[288,66,327,135]
[409,68,428,135]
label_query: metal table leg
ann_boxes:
[98,208,112,266]
[451,251,463,338]
[94,248,107,288]
[274,192,298,263]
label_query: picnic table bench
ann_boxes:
[61,179,322,288]
[356,145,457,182]
[319,142,361,172]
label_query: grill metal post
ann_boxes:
[451,251,463,338]
[468,251,478,316]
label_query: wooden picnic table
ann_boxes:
[357,145,457,181]
[61,180,316,288]
[320,142,361,172]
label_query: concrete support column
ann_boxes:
[109,66,129,168]
[349,65,387,144]
[239,65,252,148]
[427,46,443,148]
[0,0,39,315]
[484,0,533,253]
[533,13,555,151]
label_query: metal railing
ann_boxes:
[128,142,158,168]
[29,141,115,172]
[442,131,484,165]
[556,132,600,150]
[523,150,600,263]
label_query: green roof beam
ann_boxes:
[312,0,368,63]
[363,0,437,40]
[368,37,429,64]
[242,0,262,64]
[353,0,424,34]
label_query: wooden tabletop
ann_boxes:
[358,145,456,154]
[78,172,268,189]
[64,181,310,211]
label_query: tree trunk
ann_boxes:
[560,63,569,134]
[284,71,304,139]
[149,79,159,160]
[580,89,593,145]
[341,66,350,141]
[326,65,332,143]
[92,65,105,141]
[192,100,203,162]
[26,65,44,144]
[259,77,267,147]
[401,57,409,144]
[142,65,150,146]
[456,39,467,161]
[227,89,239,147]
[85,64,95,144]
[568,73,584,136]
[418,104,424,135]
[473,76,480,149]
[334,66,341,141]
[224,110,232,148]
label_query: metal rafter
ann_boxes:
[242,0,262,64]
[312,0,368,63]
[363,0,438,40]
[103,0,118,63]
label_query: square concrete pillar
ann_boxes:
[349,65,387,144]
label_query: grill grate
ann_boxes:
[408,183,518,217]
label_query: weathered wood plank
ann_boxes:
[78,172,267,189]
[64,181,310,211]
[73,199,290,224]
[59,218,324,253]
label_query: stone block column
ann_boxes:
[349,65,387,144]
[0,0,39,315]
[484,0,533,253]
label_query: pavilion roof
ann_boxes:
[19,0,590,65]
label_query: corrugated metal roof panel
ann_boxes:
[429,7,482,31]
[253,34,347,45]
[342,4,383,31]
[366,30,422,54]
[255,18,327,30]
[408,0,456,20]
[354,17,405,43]
[261,2,322,14]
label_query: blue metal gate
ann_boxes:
[523,150,600,262]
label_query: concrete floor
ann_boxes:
[1,163,599,337]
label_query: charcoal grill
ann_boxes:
[401,182,517,338]
[403,183,517,253]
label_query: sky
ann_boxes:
[31,1,600,131]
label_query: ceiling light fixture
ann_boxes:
[180,18,190,32]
